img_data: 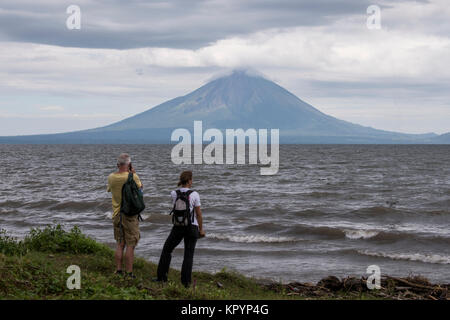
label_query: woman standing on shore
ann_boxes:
[155,171,205,287]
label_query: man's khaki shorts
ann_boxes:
[113,213,140,247]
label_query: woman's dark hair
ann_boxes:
[177,171,193,187]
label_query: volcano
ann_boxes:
[1,70,447,143]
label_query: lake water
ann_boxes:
[0,144,449,283]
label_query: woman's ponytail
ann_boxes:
[177,171,193,187]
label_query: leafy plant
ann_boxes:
[23,224,112,256]
[0,229,27,255]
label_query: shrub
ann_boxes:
[0,229,27,255]
[22,224,112,256]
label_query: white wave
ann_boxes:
[140,212,152,220]
[103,211,151,220]
[344,229,379,239]
[359,250,450,264]
[209,233,296,243]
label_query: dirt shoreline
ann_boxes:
[260,275,450,300]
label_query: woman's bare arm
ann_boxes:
[195,206,205,237]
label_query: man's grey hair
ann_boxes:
[117,153,131,166]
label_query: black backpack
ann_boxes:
[120,172,145,221]
[170,190,194,226]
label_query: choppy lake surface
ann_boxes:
[0,144,449,283]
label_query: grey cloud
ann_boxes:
[0,0,412,49]
[300,78,450,101]
[308,78,450,92]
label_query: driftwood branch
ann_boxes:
[386,276,436,291]
[261,274,449,300]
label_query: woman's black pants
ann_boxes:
[157,225,199,286]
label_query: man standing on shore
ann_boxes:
[107,153,143,278]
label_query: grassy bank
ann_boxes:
[0,225,299,300]
[0,225,444,300]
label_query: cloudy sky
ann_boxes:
[0,0,449,135]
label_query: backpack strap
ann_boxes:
[185,190,195,223]
[183,190,194,211]
[127,172,134,184]
[169,190,182,215]
[185,190,194,198]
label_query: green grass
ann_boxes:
[0,225,381,300]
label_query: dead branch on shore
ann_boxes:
[261,275,449,300]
